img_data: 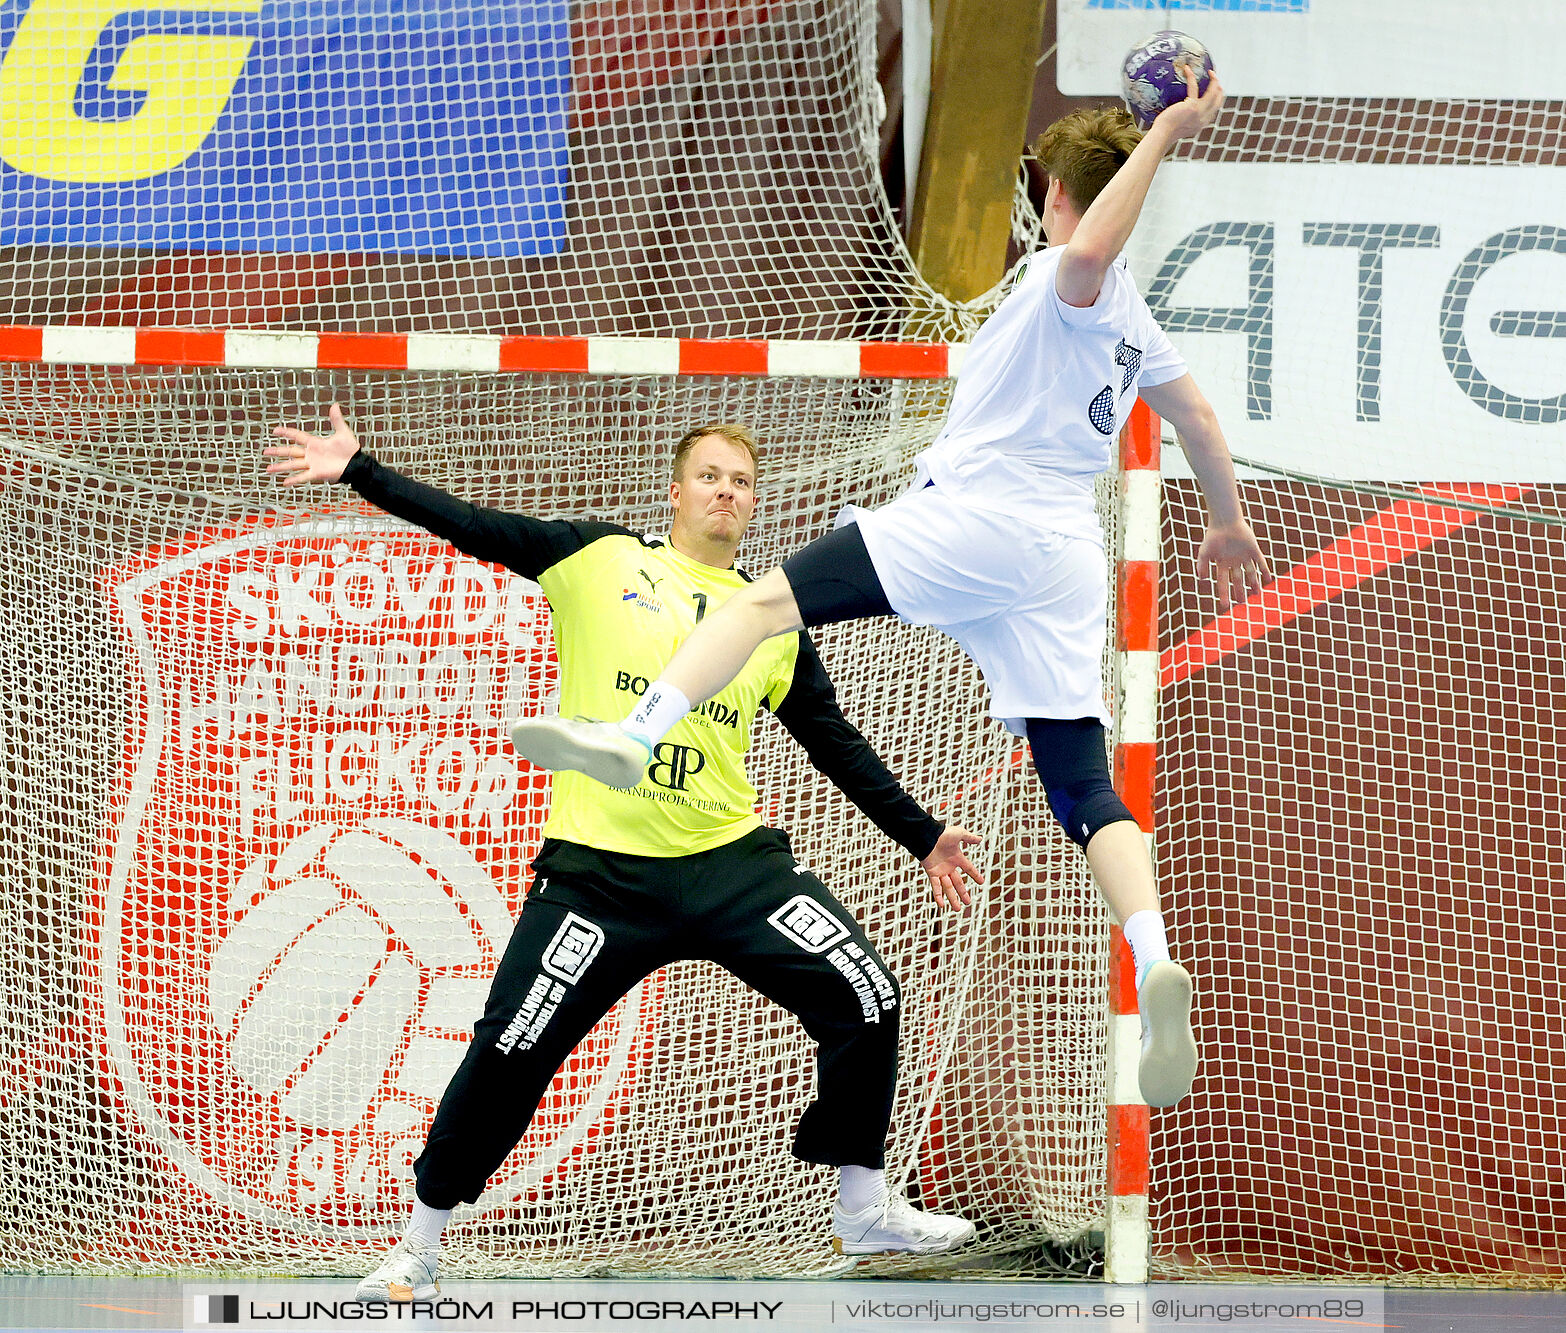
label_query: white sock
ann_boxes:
[403,1199,451,1251]
[1122,909,1171,991]
[621,680,692,749]
[838,1165,888,1214]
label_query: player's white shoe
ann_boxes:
[1137,959,1198,1108]
[355,1242,441,1304]
[508,716,652,789]
[831,1193,977,1257]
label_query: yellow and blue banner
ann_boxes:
[0,0,569,254]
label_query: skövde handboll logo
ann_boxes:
[91,522,656,1246]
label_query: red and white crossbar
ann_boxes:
[0,327,963,378]
[1105,399,1161,1284]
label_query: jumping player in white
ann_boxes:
[511,71,1268,1109]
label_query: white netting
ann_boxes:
[0,0,971,342]
[0,0,1117,1278]
[1016,5,1566,1279]
[1131,88,1566,1289]
[1158,478,1566,1287]
[0,370,1116,1276]
[1013,6,1566,1282]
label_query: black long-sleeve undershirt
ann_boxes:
[341,449,622,580]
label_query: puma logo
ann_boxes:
[639,569,663,593]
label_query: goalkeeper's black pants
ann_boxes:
[413,827,903,1209]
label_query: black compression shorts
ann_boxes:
[779,523,896,627]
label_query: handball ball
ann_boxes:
[1121,30,1214,131]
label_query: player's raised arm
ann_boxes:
[1055,69,1224,308]
[1138,372,1268,611]
[267,403,610,579]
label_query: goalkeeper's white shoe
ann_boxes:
[355,1243,441,1304]
[1137,959,1198,1108]
[508,716,652,789]
[832,1193,977,1257]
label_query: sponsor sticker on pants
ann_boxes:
[767,895,850,954]
[542,912,605,983]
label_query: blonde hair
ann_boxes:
[672,423,759,480]
[1031,107,1143,214]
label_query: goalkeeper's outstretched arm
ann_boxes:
[267,402,616,578]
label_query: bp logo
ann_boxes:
[91,519,656,1237]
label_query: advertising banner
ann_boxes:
[92,521,652,1234]
[0,0,570,253]
[1124,164,1566,480]
[1059,0,1564,99]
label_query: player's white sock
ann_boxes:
[1122,909,1171,991]
[621,680,692,749]
[403,1200,452,1251]
[838,1165,888,1214]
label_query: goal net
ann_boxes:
[0,348,1118,1276]
[0,0,925,341]
[0,0,1117,1277]
[1097,16,1566,1288]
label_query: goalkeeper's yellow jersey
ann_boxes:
[342,451,944,862]
[537,530,796,855]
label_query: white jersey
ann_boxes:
[916,246,1186,543]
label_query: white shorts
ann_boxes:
[842,486,1109,734]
